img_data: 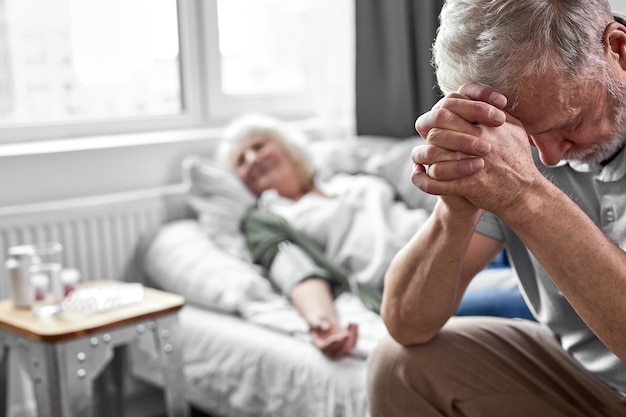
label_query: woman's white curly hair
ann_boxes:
[217,113,316,182]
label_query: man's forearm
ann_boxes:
[381,201,484,345]
[498,179,626,361]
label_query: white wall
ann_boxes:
[610,0,626,11]
[0,120,323,209]
[0,130,219,208]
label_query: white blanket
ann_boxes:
[240,292,388,358]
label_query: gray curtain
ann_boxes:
[355,0,444,138]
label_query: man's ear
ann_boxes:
[605,21,626,70]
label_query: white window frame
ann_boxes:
[199,0,315,123]
[0,0,318,145]
[0,0,205,144]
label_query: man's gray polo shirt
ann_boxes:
[475,146,626,395]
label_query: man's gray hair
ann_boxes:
[433,0,615,105]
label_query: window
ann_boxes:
[0,0,198,142]
[0,0,352,143]
[203,0,317,120]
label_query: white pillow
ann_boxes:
[363,137,438,211]
[182,154,257,261]
[310,135,399,181]
[143,220,280,313]
[311,136,438,211]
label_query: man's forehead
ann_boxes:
[509,76,579,133]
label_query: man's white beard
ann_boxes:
[565,88,626,164]
[564,135,626,164]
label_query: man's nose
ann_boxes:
[529,134,572,166]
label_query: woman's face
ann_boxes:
[229,132,311,199]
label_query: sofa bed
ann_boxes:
[130,135,533,417]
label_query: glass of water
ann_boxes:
[29,242,64,318]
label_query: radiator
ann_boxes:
[0,185,188,299]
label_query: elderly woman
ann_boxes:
[218,114,529,358]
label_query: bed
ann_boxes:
[132,135,531,417]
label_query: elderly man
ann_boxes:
[367,0,626,416]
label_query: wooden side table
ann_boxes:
[0,281,189,417]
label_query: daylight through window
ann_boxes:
[0,0,181,126]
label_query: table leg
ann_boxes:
[23,342,64,417]
[57,334,119,417]
[0,342,8,416]
[151,315,189,417]
[93,345,127,417]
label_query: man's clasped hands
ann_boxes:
[411,84,542,222]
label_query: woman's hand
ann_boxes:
[308,315,358,359]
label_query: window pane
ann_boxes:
[0,0,181,126]
[216,0,313,96]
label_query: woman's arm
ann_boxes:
[243,209,358,358]
[290,278,357,358]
